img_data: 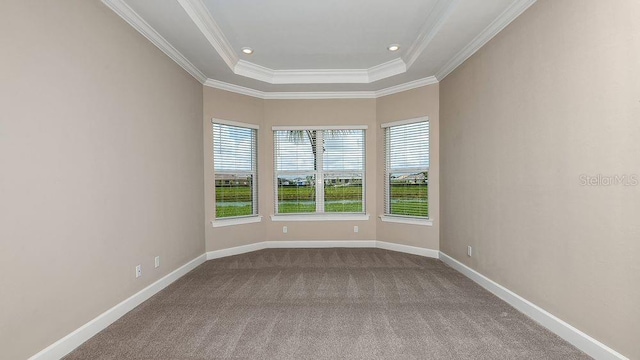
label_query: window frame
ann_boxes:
[381,117,432,225]
[272,125,368,219]
[212,118,260,226]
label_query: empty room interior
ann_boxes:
[1,0,639,359]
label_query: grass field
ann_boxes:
[215,184,427,217]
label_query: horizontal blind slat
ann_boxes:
[384,121,429,217]
[213,123,257,172]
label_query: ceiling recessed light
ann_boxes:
[241,47,253,55]
[387,44,400,52]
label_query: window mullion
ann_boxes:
[316,131,324,213]
[385,128,391,214]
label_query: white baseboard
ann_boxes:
[205,240,438,259]
[439,252,628,360]
[377,241,440,258]
[29,242,441,360]
[265,240,377,248]
[29,254,207,360]
[206,242,266,260]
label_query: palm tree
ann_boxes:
[287,130,352,170]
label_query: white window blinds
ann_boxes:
[383,119,429,218]
[274,129,365,214]
[213,121,258,218]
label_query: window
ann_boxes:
[213,120,258,219]
[383,118,429,218]
[273,127,366,215]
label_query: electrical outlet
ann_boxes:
[467,246,473,257]
[135,265,142,278]
[155,256,160,268]
[283,226,288,233]
[354,226,359,233]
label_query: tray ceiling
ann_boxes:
[102,0,536,97]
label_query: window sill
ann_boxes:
[379,215,433,226]
[211,216,263,228]
[270,213,370,222]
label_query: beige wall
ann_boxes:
[0,1,205,359]
[204,91,441,250]
[263,99,378,242]
[203,87,265,251]
[376,85,440,250]
[439,0,640,358]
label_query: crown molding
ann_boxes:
[233,58,406,84]
[101,0,207,83]
[375,76,439,98]
[404,0,461,68]
[234,60,275,83]
[203,79,266,98]
[203,76,438,100]
[104,0,529,90]
[176,0,407,84]
[264,91,376,100]
[435,0,537,80]
[367,58,407,83]
[271,68,369,85]
[177,0,239,71]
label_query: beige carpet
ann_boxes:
[65,248,590,359]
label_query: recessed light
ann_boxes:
[241,47,253,55]
[387,44,400,52]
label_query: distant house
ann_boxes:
[392,173,428,184]
[215,174,250,186]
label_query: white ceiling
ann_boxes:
[204,0,441,69]
[102,0,536,97]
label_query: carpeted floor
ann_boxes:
[65,248,590,359]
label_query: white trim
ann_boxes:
[439,253,629,360]
[380,116,429,129]
[374,76,439,98]
[177,0,239,71]
[234,60,275,83]
[379,215,433,226]
[270,68,370,85]
[265,240,377,249]
[205,240,438,258]
[264,91,376,100]
[367,58,407,83]
[101,0,207,83]
[100,0,442,92]
[203,79,266,98]
[203,77,438,100]
[211,215,262,228]
[404,0,461,68]
[270,214,370,222]
[32,242,444,358]
[104,0,532,90]
[211,118,259,129]
[272,125,368,131]
[234,58,407,84]
[377,241,439,258]
[435,0,537,80]
[206,242,266,260]
[28,254,207,360]
[100,0,411,87]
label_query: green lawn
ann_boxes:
[215,185,363,202]
[215,184,427,218]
